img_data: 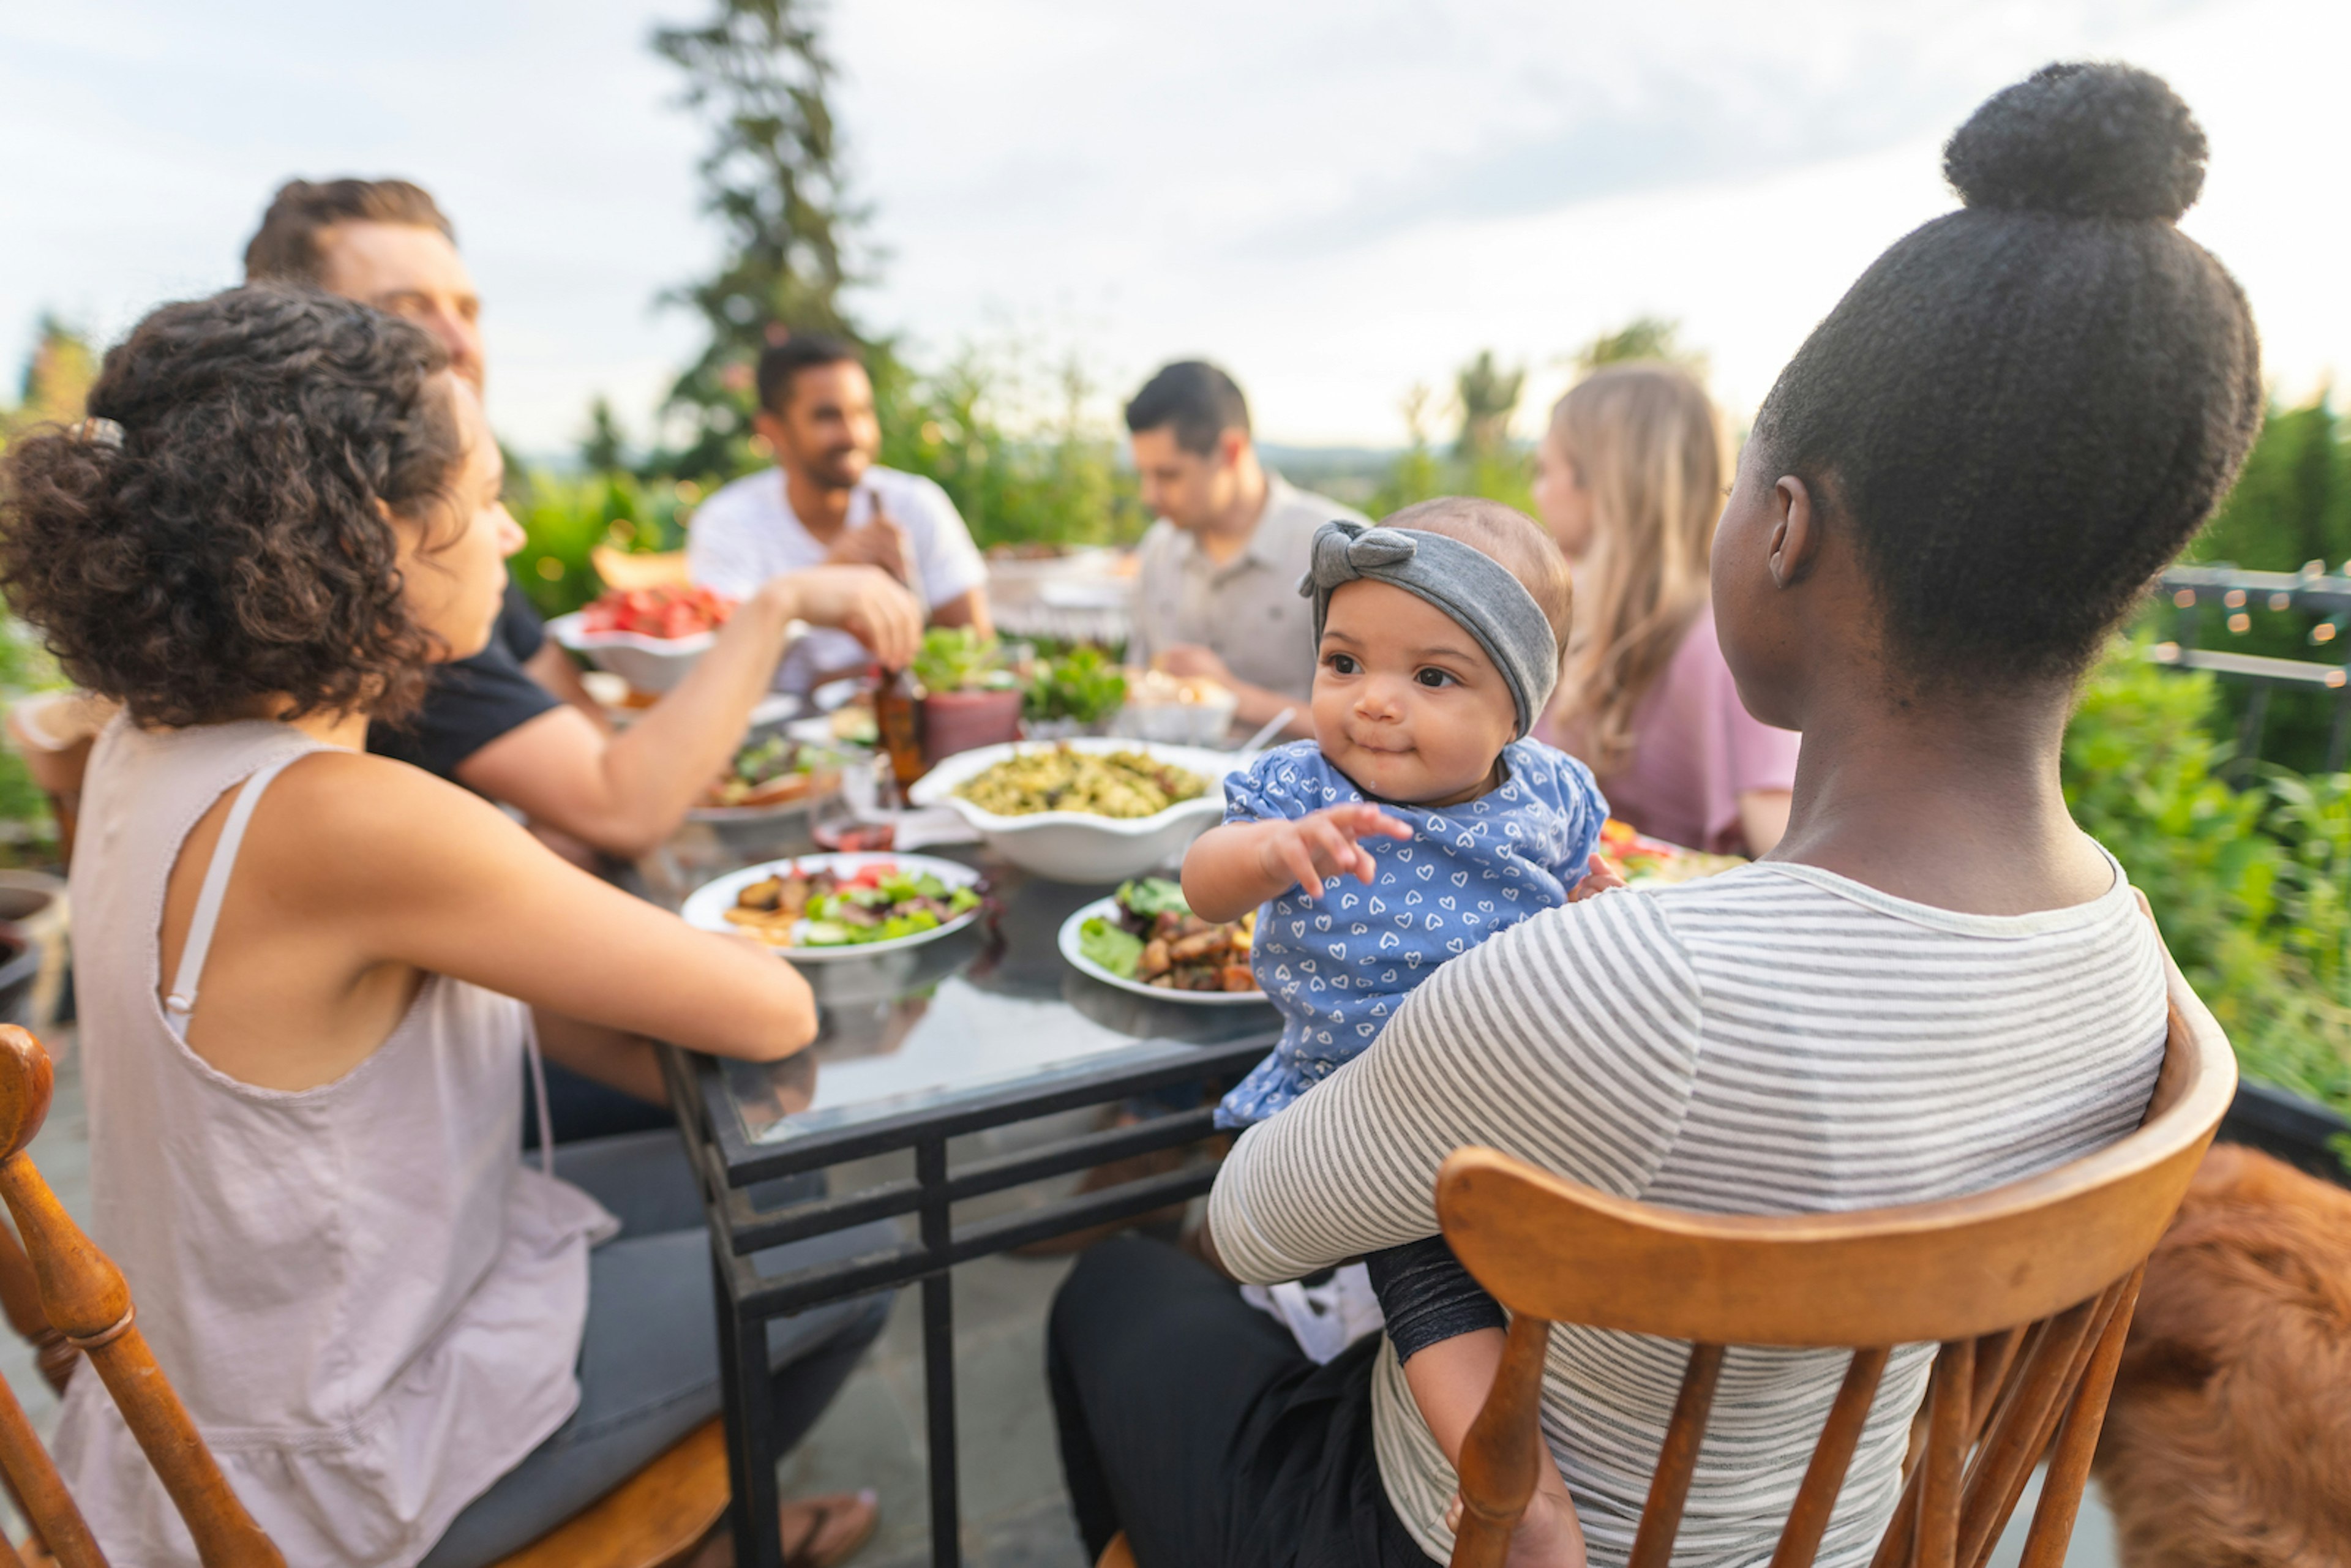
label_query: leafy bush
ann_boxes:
[0,618,66,863]
[2065,642,2351,1124]
[510,471,695,619]
[1368,385,1537,520]
[876,347,1142,551]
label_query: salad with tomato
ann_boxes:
[580,583,735,640]
[800,861,983,948]
[1594,818,1745,886]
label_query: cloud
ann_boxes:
[0,0,2324,455]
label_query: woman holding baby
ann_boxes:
[1049,61,2262,1568]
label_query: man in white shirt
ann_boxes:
[1125,362,1364,740]
[690,335,991,692]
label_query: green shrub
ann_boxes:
[2065,642,2351,1127]
[876,348,1141,550]
[511,472,694,618]
[0,618,66,863]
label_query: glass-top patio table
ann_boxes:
[636,817,1278,1568]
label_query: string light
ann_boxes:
[2227,612,2251,634]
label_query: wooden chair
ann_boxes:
[0,1025,730,1568]
[1441,959,2236,1568]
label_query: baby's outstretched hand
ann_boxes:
[1567,852,1627,903]
[1256,803,1413,901]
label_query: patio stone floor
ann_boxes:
[3,1032,2121,1568]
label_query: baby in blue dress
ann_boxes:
[1187,503,1610,1126]
[1182,500,1616,1476]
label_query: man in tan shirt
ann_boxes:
[1123,362,1366,740]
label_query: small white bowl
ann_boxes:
[547,612,713,694]
[1117,696,1240,747]
[909,738,1237,884]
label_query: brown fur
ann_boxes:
[2094,1144,2351,1567]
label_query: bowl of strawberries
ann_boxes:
[549,584,737,694]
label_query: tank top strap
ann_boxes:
[162,750,312,1030]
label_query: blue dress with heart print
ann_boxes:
[1213,737,1608,1129]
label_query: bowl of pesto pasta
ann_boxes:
[907,738,1235,883]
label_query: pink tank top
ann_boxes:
[53,716,616,1566]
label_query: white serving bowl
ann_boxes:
[908,737,1237,883]
[547,612,713,694]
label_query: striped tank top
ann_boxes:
[1209,857,2164,1566]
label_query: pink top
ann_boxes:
[1539,605,1800,855]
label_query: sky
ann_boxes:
[1,0,2343,457]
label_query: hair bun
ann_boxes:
[1944,62,2207,222]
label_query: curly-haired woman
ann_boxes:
[1533,364,1799,857]
[0,287,884,1568]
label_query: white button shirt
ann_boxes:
[687,464,987,692]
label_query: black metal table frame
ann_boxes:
[661,1027,1276,1567]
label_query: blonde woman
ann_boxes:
[1532,363,1798,856]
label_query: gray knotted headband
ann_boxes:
[1297,519,1559,737]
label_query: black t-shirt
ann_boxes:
[370,582,563,779]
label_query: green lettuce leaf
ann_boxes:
[1078,916,1145,978]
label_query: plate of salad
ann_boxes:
[681,852,985,959]
[1056,877,1269,1005]
[1594,817,1746,887]
[688,735,844,821]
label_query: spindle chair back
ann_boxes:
[0,1026,730,1568]
[0,1024,279,1566]
[1440,958,2235,1568]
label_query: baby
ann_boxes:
[1183,498,1616,1459]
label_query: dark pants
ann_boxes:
[522,1059,678,1149]
[419,1130,895,1568]
[1047,1236,1438,1568]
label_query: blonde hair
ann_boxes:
[1545,363,1725,776]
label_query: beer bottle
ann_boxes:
[874,664,926,791]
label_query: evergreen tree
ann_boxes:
[2197,394,2349,573]
[1572,315,1692,373]
[652,0,867,480]
[1452,349,1524,462]
[2285,392,2342,571]
[580,396,630,476]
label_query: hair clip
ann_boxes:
[77,417,124,449]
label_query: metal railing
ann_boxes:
[2154,564,2351,772]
